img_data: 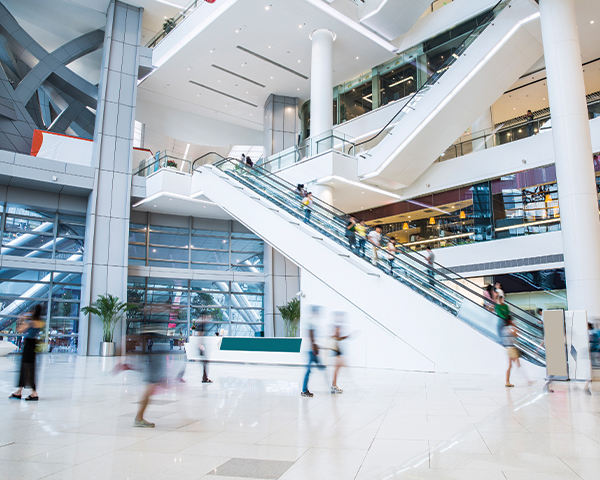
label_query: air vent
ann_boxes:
[189,80,258,107]
[423,209,434,213]
[236,45,308,79]
[212,65,265,88]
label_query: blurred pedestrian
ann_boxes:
[386,238,397,274]
[302,306,325,397]
[368,226,382,266]
[483,284,495,311]
[134,346,166,428]
[10,305,44,401]
[330,314,350,394]
[425,246,435,286]
[501,314,532,387]
[355,220,367,257]
[346,216,357,251]
[245,155,254,168]
[494,282,504,302]
[302,193,313,224]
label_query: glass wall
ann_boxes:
[2,204,85,260]
[126,278,264,352]
[361,163,600,251]
[129,220,264,272]
[379,62,418,108]
[338,80,373,123]
[0,270,81,353]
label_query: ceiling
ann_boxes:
[138,0,397,132]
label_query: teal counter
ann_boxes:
[220,337,302,353]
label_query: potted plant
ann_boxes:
[81,294,134,357]
[166,159,178,169]
[278,297,301,337]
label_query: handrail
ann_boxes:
[198,156,543,339]
[348,0,506,156]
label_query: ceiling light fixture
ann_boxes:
[388,76,414,88]
[303,0,397,52]
[265,5,269,10]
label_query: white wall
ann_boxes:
[136,99,263,152]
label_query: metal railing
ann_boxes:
[348,0,508,156]
[196,153,545,365]
[146,0,204,48]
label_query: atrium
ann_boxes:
[0,0,599,479]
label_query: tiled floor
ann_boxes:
[1,355,599,479]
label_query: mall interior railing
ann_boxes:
[348,0,509,156]
[198,155,545,366]
[146,0,203,48]
[437,90,600,161]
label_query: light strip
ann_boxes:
[132,192,215,208]
[149,0,239,71]
[387,76,414,88]
[303,0,397,53]
[316,174,403,199]
[361,11,541,180]
[360,0,390,22]
[494,217,560,232]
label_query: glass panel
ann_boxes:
[339,81,372,122]
[380,62,417,107]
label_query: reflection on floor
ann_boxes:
[1,355,599,480]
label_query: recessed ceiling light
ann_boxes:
[235,29,239,33]
[297,88,299,90]
[299,25,302,28]
[543,97,546,100]
[298,60,301,63]
[270,76,273,79]
[591,20,595,24]
[268,46,271,48]
[210,50,213,53]
[187,68,190,70]
[265,5,269,10]
[356,56,359,60]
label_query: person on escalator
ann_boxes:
[245,156,254,168]
[499,296,532,388]
[302,193,313,224]
[355,220,367,257]
[386,238,397,274]
[425,246,435,286]
[483,284,495,311]
[345,216,357,251]
[368,226,382,266]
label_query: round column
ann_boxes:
[312,184,334,206]
[540,0,600,318]
[310,29,335,140]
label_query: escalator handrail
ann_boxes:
[201,158,543,339]
[348,0,507,156]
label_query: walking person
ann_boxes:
[345,216,357,251]
[302,306,325,397]
[330,314,350,394]
[368,226,382,266]
[526,109,534,136]
[425,246,435,286]
[494,282,504,302]
[500,309,532,387]
[10,305,44,401]
[302,193,313,224]
[355,220,367,258]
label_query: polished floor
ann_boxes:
[1,355,599,480]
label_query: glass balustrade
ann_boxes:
[202,156,545,365]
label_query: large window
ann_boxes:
[0,270,81,353]
[126,277,264,352]
[129,221,264,272]
[1,204,85,261]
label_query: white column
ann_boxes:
[310,29,335,140]
[540,0,600,318]
[471,108,494,152]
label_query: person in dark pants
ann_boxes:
[301,306,325,397]
[10,305,44,401]
[526,110,534,136]
[425,246,435,286]
[345,216,357,251]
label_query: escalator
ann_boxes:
[354,0,543,189]
[194,157,545,370]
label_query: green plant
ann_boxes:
[190,292,224,323]
[166,159,177,168]
[81,294,135,343]
[60,291,73,317]
[277,297,301,337]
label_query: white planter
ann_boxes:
[100,342,115,357]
